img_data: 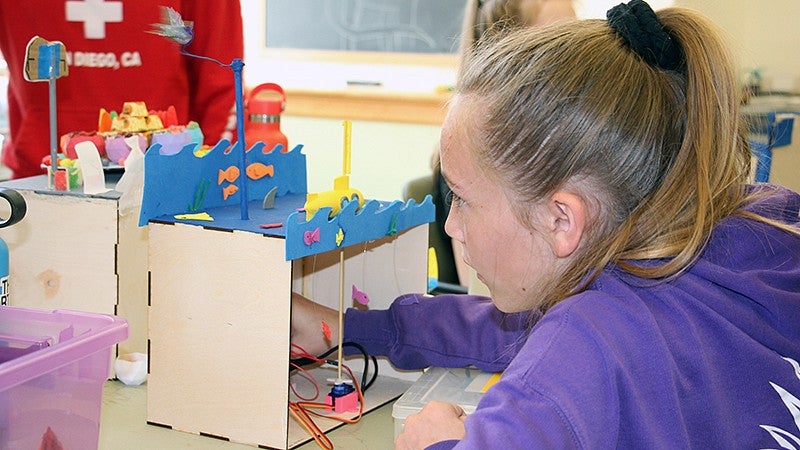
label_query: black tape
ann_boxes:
[0,188,26,228]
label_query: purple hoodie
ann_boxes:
[344,185,800,448]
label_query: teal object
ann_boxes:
[750,112,795,183]
[36,42,64,79]
[0,188,27,306]
[0,238,8,304]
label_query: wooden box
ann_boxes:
[0,175,148,356]
[146,219,428,449]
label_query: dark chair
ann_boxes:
[402,174,467,294]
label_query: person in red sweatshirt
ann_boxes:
[0,1,243,179]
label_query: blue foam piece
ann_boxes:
[148,194,434,261]
[141,140,435,260]
[284,195,435,260]
[140,141,307,226]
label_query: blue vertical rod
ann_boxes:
[231,58,249,220]
[48,49,58,186]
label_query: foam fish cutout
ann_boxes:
[398,296,421,306]
[222,184,238,200]
[218,166,240,184]
[321,320,332,341]
[352,285,369,305]
[175,211,214,221]
[335,228,344,246]
[262,186,278,209]
[247,162,274,180]
[303,228,321,246]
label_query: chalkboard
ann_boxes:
[265,0,465,54]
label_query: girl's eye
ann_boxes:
[445,189,465,208]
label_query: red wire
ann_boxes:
[289,402,333,450]
[288,361,366,449]
[290,362,321,401]
[291,343,325,361]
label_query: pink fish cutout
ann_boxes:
[303,227,321,246]
[352,285,369,305]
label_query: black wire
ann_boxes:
[339,341,378,391]
[289,341,379,392]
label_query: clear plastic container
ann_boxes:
[392,366,498,438]
[0,306,128,449]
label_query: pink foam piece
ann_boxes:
[105,134,147,165]
[60,133,106,159]
[325,390,360,413]
[151,129,192,155]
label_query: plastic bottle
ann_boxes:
[746,68,762,98]
[0,188,26,306]
[244,83,289,153]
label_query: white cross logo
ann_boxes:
[65,0,123,39]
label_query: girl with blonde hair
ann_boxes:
[294,1,800,448]
[434,0,577,287]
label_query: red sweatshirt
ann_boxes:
[0,0,243,178]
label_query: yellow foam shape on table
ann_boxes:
[174,212,214,221]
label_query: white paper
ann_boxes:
[75,141,109,194]
[115,135,145,195]
[114,352,148,386]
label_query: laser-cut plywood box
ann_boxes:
[0,175,148,358]
[141,140,434,448]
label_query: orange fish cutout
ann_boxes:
[218,166,240,185]
[246,162,274,180]
[222,184,238,200]
[321,320,332,341]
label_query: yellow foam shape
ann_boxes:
[174,212,214,221]
[481,372,502,393]
[428,247,438,281]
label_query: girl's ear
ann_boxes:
[547,191,586,258]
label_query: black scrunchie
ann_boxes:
[607,0,684,72]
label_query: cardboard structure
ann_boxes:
[0,174,148,360]
[142,140,434,448]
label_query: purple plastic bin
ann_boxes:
[0,307,128,450]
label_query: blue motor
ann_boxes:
[0,188,26,306]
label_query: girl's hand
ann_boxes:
[395,401,467,450]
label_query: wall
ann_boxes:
[771,123,800,192]
[242,1,800,200]
[242,2,451,201]
[675,0,800,190]
[676,0,800,92]
[242,1,679,201]
[282,116,441,201]
[242,2,457,92]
